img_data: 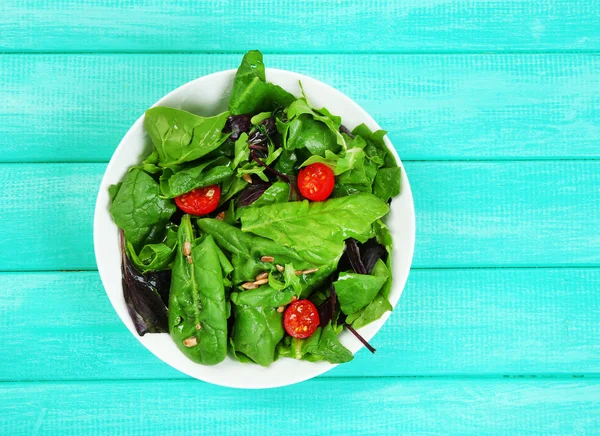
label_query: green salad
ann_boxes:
[109,50,401,367]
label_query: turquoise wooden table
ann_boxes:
[1,1,599,434]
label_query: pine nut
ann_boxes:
[261,256,275,262]
[253,278,268,286]
[216,211,225,221]
[182,241,192,256]
[242,173,253,184]
[255,272,269,281]
[302,268,319,275]
[277,306,285,313]
[183,337,197,347]
[195,323,202,330]
[275,264,285,272]
[242,282,258,290]
[187,255,193,264]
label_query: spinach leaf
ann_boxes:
[250,181,290,208]
[346,259,393,328]
[159,157,233,198]
[352,124,397,169]
[144,107,230,167]
[300,147,365,175]
[230,303,284,366]
[219,175,248,205]
[346,294,393,329]
[286,95,346,151]
[373,220,393,298]
[333,271,387,315]
[274,149,297,174]
[267,263,302,296]
[109,168,176,250]
[294,322,353,364]
[168,215,228,366]
[240,193,389,265]
[284,115,339,157]
[108,183,122,202]
[230,285,294,307]
[373,167,401,203]
[126,225,178,273]
[196,218,313,284]
[138,149,162,174]
[228,50,295,115]
[332,183,372,198]
[232,133,250,169]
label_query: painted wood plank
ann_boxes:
[1,268,598,381]
[0,379,598,435]
[1,54,599,162]
[1,0,599,53]
[1,162,598,271]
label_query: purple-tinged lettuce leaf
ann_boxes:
[120,231,169,336]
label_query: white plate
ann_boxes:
[94,68,415,389]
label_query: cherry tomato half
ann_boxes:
[297,163,335,201]
[284,299,320,339]
[175,185,220,216]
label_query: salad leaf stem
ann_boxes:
[345,323,376,354]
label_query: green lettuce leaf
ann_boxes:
[240,193,389,265]
[300,147,365,175]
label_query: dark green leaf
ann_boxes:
[250,181,290,208]
[126,226,178,273]
[159,157,233,198]
[333,271,387,315]
[228,50,294,115]
[168,215,228,366]
[352,124,397,168]
[196,218,313,284]
[373,167,401,202]
[219,175,248,205]
[109,168,176,250]
[285,115,339,156]
[274,149,297,174]
[144,107,230,167]
[108,183,122,202]
[230,285,295,307]
[230,303,285,367]
[299,322,353,364]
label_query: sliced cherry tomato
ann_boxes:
[174,185,220,216]
[284,299,320,339]
[297,163,334,201]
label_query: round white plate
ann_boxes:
[94,68,415,389]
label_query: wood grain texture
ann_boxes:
[1,54,599,162]
[1,0,599,53]
[1,269,598,381]
[1,379,598,435]
[1,162,598,271]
